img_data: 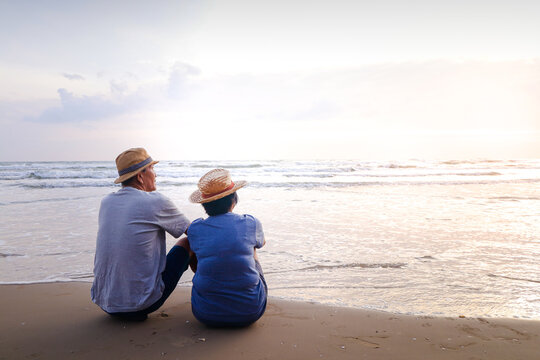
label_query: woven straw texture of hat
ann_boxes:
[189,169,247,203]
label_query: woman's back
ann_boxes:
[188,212,266,325]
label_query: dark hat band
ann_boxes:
[118,157,153,176]
[201,182,235,199]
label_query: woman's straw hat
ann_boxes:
[114,148,159,184]
[189,168,247,203]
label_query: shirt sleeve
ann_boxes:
[154,194,190,238]
[253,217,265,249]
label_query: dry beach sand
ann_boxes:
[1,282,539,360]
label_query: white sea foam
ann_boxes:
[1,159,539,188]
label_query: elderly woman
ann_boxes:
[188,169,267,327]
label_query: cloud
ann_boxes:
[21,62,203,124]
[167,62,201,99]
[62,73,85,81]
[19,59,540,153]
[110,80,128,95]
[2,59,539,161]
[26,88,135,123]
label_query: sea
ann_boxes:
[0,159,539,319]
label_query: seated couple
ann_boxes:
[91,148,267,326]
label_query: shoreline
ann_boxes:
[1,282,539,359]
[1,279,537,321]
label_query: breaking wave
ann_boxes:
[266,262,407,275]
[1,159,538,190]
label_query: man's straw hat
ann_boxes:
[114,148,159,184]
[189,168,247,203]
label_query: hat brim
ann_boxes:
[189,180,247,203]
[114,160,159,184]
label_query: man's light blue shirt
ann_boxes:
[91,187,190,312]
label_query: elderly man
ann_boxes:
[91,148,191,321]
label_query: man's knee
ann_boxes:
[175,236,190,251]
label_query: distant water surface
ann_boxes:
[0,159,539,319]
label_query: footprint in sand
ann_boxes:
[475,318,532,342]
[264,304,309,320]
[341,335,389,349]
[436,342,477,351]
[170,337,197,348]
[458,324,490,341]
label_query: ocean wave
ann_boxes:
[64,272,94,279]
[265,262,406,274]
[283,174,336,178]
[461,171,501,176]
[243,178,540,188]
[488,274,540,284]
[188,163,264,169]
[0,172,115,181]
[439,159,539,169]
[489,196,540,201]
[5,177,538,190]
[0,253,25,258]
[0,195,101,206]
[36,251,92,257]
[346,171,502,178]
[440,160,504,165]
[155,180,197,187]
[18,182,115,189]
[380,164,419,169]
[0,278,93,285]
[2,159,538,190]
[311,167,357,173]
[302,262,407,270]
[270,285,407,290]
[416,255,437,261]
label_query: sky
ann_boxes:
[0,0,539,161]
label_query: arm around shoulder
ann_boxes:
[153,193,191,238]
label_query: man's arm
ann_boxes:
[174,236,197,273]
[155,195,191,237]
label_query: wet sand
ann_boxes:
[1,282,538,360]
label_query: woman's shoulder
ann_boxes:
[187,217,205,233]
[234,214,263,231]
[241,213,261,223]
[228,213,259,223]
[196,213,261,226]
[236,214,264,244]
